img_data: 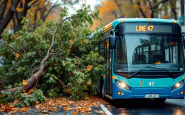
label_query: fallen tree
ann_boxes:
[0,5,105,101]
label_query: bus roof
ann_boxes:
[103,18,180,33]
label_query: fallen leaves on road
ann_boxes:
[0,96,106,114]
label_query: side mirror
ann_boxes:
[109,35,116,49]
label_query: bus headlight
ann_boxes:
[172,80,184,90]
[115,80,130,90]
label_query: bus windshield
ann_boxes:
[115,34,184,73]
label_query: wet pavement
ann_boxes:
[0,99,185,115]
[104,99,185,115]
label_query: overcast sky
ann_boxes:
[52,0,101,14]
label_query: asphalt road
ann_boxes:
[104,99,185,115]
[0,99,184,115]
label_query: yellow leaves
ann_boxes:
[67,49,71,53]
[22,80,27,86]
[29,0,36,6]
[86,65,91,71]
[132,4,139,9]
[80,40,83,44]
[4,38,8,41]
[86,39,89,43]
[16,7,24,12]
[15,53,20,59]
[40,0,45,7]
[51,49,54,52]
[162,15,170,19]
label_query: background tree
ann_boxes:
[0,0,77,35]
[92,0,179,30]
[0,0,20,35]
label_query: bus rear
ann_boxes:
[101,18,185,102]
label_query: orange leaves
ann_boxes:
[77,59,81,63]
[71,111,78,115]
[22,89,34,94]
[87,81,92,86]
[28,89,34,94]
[0,96,105,114]
[4,106,13,112]
[86,65,91,71]
[15,53,20,59]
[16,8,24,12]
[65,89,70,94]
[14,35,18,39]
[80,40,83,44]
[69,39,74,44]
[63,106,69,111]
[23,107,28,112]
[99,1,116,12]
[22,80,27,86]
[22,89,26,93]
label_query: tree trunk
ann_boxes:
[4,61,48,93]
[2,16,72,94]
[0,0,20,35]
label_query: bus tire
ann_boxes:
[154,98,166,103]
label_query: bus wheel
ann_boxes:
[154,98,166,103]
[101,83,105,99]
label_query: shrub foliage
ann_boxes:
[0,4,105,102]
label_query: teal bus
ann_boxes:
[97,18,185,103]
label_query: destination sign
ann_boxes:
[124,23,172,33]
[136,25,154,32]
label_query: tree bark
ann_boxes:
[0,0,8,21]
[146,0,154,18]
[4,61,48,93]
[114,0,124,18]
[137,1,147,18]
[170,0,177,20]
[0,0,20,35]
[14,0,33,33]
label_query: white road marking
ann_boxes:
[100,104,113,115]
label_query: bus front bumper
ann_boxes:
[112,83,185,99]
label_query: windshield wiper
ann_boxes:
[145,66,175,78]
[128,66,175,79]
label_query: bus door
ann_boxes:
[105,40,112,96]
